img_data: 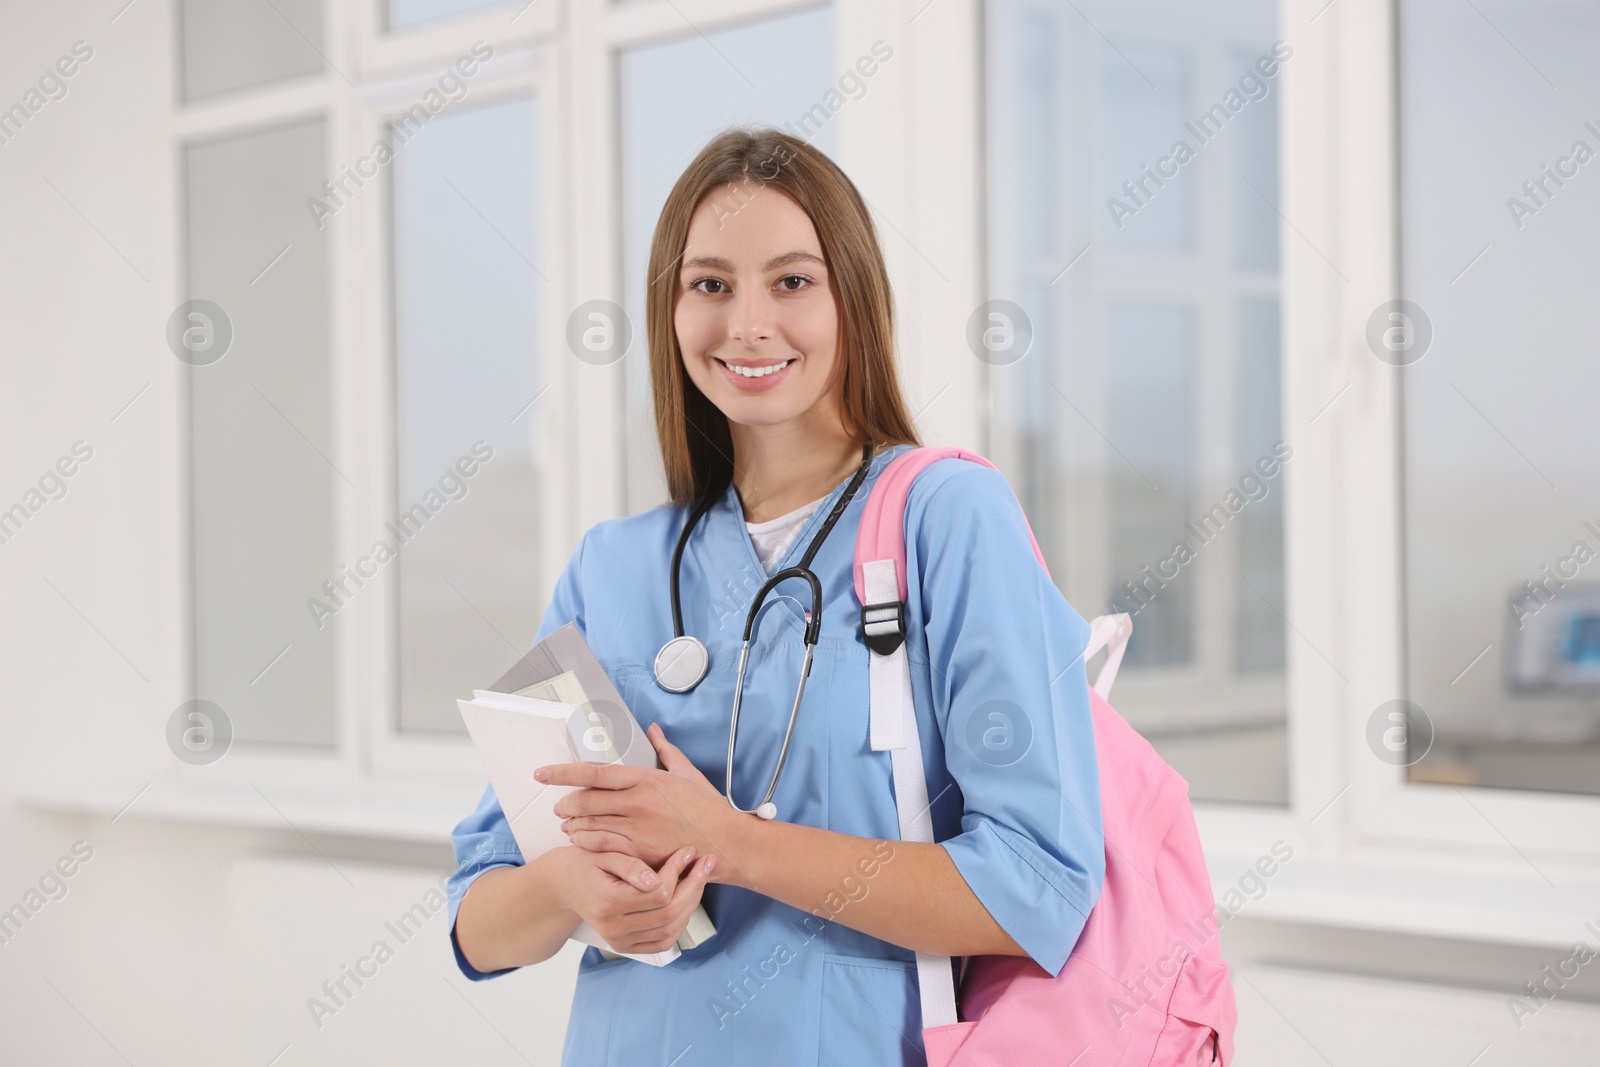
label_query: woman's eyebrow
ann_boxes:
[680,250,826,273]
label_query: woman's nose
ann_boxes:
[727,285,774,345]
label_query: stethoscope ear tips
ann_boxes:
[654,634,710,693]
[754,802,778,820]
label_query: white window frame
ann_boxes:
[356,0,560,79]
[171,2,579,794]
[1201,0,1600,885]
[1315,2,1600,868]
[963,0,1600,912]
[357,50,573,779]
[173,5,361,796]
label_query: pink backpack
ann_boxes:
[853,447,1237,1066]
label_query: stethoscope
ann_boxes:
[653,442,876,820]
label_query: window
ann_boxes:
[390,93,545,735]
[171,1,845,781]
[39,0,1597,930]
[1398,0,1600,795]
[985,0,1288,804]
[185,118,337,748]
[177,3,562,766]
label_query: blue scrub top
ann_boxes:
[446,443,1105,1066]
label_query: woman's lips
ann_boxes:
[715,357,795,393]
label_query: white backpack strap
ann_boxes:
[1083,613,1133,698]
[862,559,908,752]
[860,557,959,1029]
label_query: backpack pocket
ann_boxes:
[922,1019,977,1067]
[1149,952,1234,1065]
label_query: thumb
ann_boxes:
[647,721,695,775]
[673,851,718,903]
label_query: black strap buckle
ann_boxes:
[859,600,905,656]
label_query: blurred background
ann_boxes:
[2,0,1599,1063]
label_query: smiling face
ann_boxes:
[674,184,844,434]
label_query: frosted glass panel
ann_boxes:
[180,0,324,101]
[1399,0,1600,794]
[619,5,835,514]
[987,0,1287,804]
[391,95,544,734]
[187,119,335,747]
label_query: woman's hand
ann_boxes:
[546,843,716,955]
[538,722,736,872]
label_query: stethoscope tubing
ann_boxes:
[724,638,814,817]
[657,442,876,820]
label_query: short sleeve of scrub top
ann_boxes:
[905,460,1105,977]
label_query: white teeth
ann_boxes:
[727,360,791,378]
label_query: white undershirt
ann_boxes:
[745,496,826,574]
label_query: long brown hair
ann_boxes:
[646,127,921,506]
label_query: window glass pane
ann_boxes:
[180,0,325,102]
[1231,47,1281,272]
[1106,301,1195,668]
[619,5,836,514]
[1098,47,1193,251]
[386,0,516,32]
[1399,0,1600,794]
[1234,295,1284,673]
[987,0,1287,804]
[391,94,544,734]
[186,119,335,747]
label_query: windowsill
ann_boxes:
[13,774,481,845]
[15,776,1595,950]
[1206,853,1600,952]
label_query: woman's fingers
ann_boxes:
[535,761,646,789]
[590,849,667,893]
[567,814,635,857]
[566,814,644,859]
[673,852,717,906]
[562,813,630,836]
[620,925,685,953]
[570,830,632,855]
[553,785,633,820]
[586,844,719,953]
[603,847,698,934]
[597,845,695,918]
[616,854,718,952]
[620,850,717,939]
[647,853,718,936]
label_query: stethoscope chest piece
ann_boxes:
[654,634,709,693]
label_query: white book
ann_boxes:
[456,623,716,967]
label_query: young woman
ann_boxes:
[447,128,1103,1065]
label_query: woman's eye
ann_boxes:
[777,275,811,292]
[690,278,728,294]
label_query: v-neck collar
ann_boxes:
[720,443,915,590]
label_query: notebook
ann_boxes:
[457,623,716,967]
